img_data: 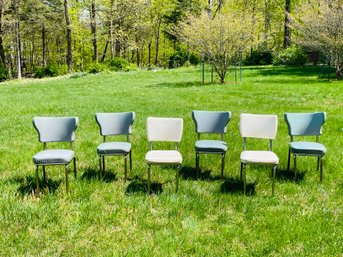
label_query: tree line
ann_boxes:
[0,0,342,82]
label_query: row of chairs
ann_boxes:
[32,111,326,195]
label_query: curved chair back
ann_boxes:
[192,110,231,134]
[284,112,326,136]
[240,114,278,139]
[33,117,79,142]
[95,112,135,136]
[147,117,183,142]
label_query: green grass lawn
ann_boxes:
[0,66,342,256]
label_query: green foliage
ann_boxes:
[169,50,201,68]
[33,67,45,78]
[87,62,109,74]
[106,58,137,72]
[34,64,68,78]
[273,46,308,66]
[0,65,8,82]
[244,47,274,65]
[107,57,129,71]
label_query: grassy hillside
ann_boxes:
[0,66,342,256]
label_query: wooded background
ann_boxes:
[0,0,341,80]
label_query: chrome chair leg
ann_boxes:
[221,153,225,179]
[196,152,199,179]
[65,165,69,193]
[73,157,77,179]
[272,165,276,196]
[35,165,40,196]
[147,164,151,194]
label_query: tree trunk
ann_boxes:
[154,16,161,66]
[110,0,114,59]
[100,39,109,63]
[283,0,291,48]
[115,39,120,57]
[148,42,151,65]
[0,0,6,67]
[42,25,47,68]
[90,0,97,62]
[64,0,72,73]
[13,0,21,80]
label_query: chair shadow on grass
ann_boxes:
[220,177,256,196]
[10,175,62,196]
[275,168,305,183]
[80,167,117,183]
[126,176,163,195]
[180,166,223,181]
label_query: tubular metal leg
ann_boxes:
[317,156,320,171]
[124,155,128,181]
[221,153,225,179]
[287,148,291,171]
[129,151,132,172]
[42,166,46,184]
[293,154,297,180]
[243,164,246,195]
[65,165,69,193]
[320,157,323,182]
[102,156,105,173]
[35,165,40,196]
[176,165,181,192]
[99,156,102,179]
[196,153,199,179]
[147,164,151,193]
[240,162,243,180]
[73,157,77,179]
[272,166,276,196]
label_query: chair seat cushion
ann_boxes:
[290,142,326,155]
[195,140,227,153]
[241,151,279,164]
[145,150,182,164]
[97,142,131,155]
[33,149,74,165]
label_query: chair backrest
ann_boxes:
[284,112,326,136]
[240,113,278,139]
[147,117,183,142]
[95,112,135,136]
[192,110,231,134]
[33,117,79,143]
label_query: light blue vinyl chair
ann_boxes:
[284,112,326,181]
[95,112,135,180]
[33,117,79,194]
[192,110,232,179]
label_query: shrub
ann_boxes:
[273,46,308,66]
[87,62,109,74]
[34,67,45,78]
[0,65,8,82]
[168,51,187,68]
[244,48,274,65]
[189,52,201,66]
[34,64,69,78]
[122,63,137,72]
[107,57,129,71]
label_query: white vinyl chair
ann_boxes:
[239,114,279,195]
[95,112,135,180]
[33,117,79,194]
[145,117,183,193]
